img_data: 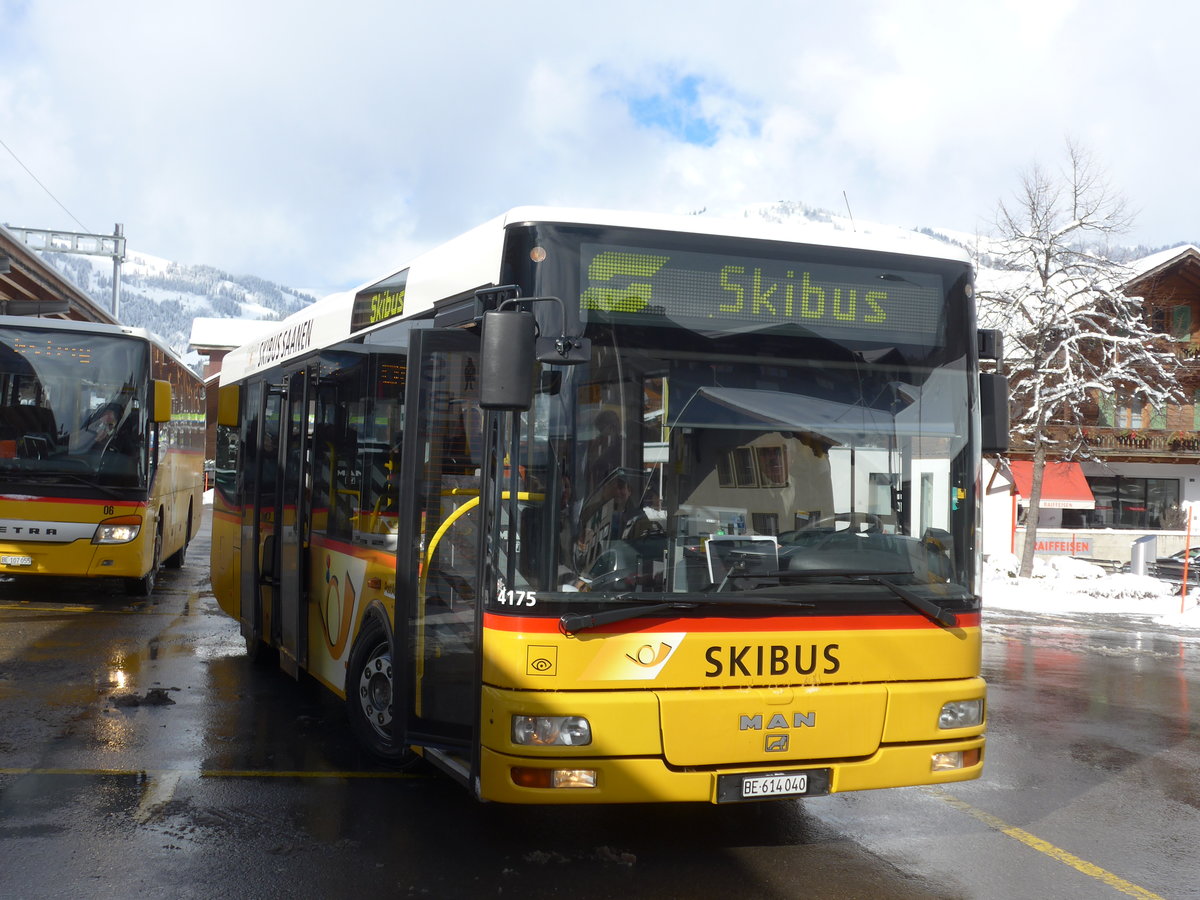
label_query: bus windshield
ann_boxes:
[0,326,150,489]
[508,335,974,599]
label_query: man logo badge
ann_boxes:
[765,734,789,753]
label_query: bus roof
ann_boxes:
[219,206,972,384]
[0,314,201,380]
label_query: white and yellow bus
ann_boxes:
[212,207,1008,804]
[0,317,205,596]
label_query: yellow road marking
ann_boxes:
[0,603,97,613]
[0,766,426,780]
[930,789,1164,900]
[0,602,185,615]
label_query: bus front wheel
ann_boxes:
[125,524,162,597]
[346,617,410,763]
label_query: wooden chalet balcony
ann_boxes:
[1010,427,1200,461]
[1085,430,1200,455]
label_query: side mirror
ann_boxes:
[217,384,240,427]
[151,380,172,424]
[479,309,536,410]
[980,372,1009,454]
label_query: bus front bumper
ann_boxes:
[0,538,149,580]
[478,735,985,804]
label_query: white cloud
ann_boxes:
[2,0,1198,296]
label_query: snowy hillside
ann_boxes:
[38,249,317,362]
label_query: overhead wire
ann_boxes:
[0,135,91,233]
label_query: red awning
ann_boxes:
[1010,461,1095,510]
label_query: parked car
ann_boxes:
[1126,547,1200,585]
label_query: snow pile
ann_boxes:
[983,553,1200,629]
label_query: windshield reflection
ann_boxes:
[509,337,975,601]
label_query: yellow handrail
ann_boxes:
[417,491,544,600]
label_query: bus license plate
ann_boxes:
[0,555,32,567]
[742,773,807,798]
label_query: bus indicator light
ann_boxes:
[931,748,981,771]
[511,767,598,789]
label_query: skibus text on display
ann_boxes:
[0,317,206,596]
[211,207,1009,804]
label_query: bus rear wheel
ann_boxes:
[346,617,411,763]
[165,506,192,569]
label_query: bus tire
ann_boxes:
[125,523,162,597]
[165,507,192,569]
[346,616,410,763]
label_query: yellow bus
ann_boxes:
[212,207,1008,804]
[0,316,205,596]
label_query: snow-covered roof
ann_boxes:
[1123,244,1200,288]
[188,316,281,350]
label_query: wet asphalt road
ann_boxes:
[1,511,1198,899]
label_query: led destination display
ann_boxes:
[579,244,945,341]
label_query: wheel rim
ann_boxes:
[356,642,393,740]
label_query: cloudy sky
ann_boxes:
[1,0,1196,297]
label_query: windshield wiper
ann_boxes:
[558,594,817,634]
[866,576,957,627]
[770,570,958,627]
[559,600,697,635]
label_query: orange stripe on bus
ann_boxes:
[483,611,980,633]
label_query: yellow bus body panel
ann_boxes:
[0,445,202,582]
[0,497,150,578]
[477,614,985,803]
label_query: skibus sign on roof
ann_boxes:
[350,269,408,332]
[580,243,945,341]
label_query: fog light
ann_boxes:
[938,699,984,729]
[512,715,592,746]
[931,748,981,771]
[511,767,598,789]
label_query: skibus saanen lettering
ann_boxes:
[0,317,205,596]
[211,207,1009,804]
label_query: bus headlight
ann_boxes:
[92,516,143,544]
[511,715,592,746]
[938,699,984,729]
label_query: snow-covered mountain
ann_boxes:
[38,249,318,363]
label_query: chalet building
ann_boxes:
[983,245,1200,565]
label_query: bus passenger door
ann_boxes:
[277,367,312,677]
[395,329,482,781]
[240,380,282,654]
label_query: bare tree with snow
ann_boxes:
[977,140,1182,577]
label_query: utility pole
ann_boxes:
[9,223,126,320]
